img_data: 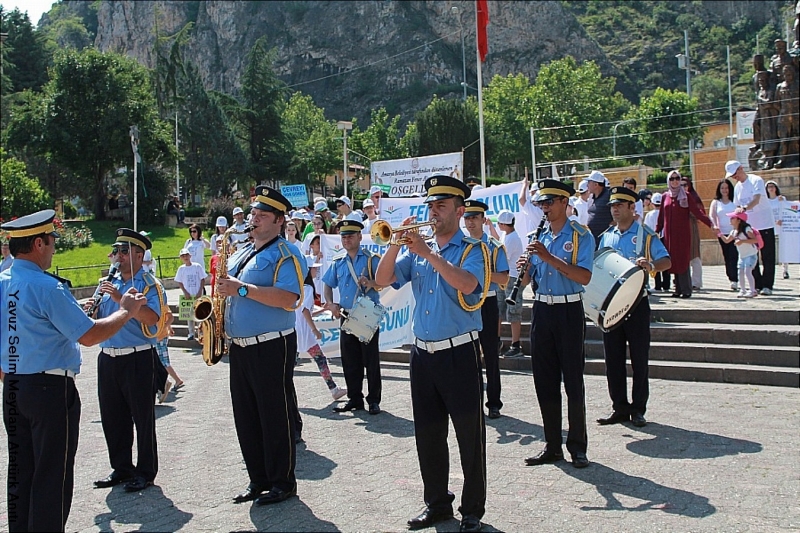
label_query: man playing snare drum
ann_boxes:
[323,220,386,415]
[596,187,670,428]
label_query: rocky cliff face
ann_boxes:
[92,1,619,122]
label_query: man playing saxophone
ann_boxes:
[216,186,308,506]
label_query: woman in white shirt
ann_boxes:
[766,180,789,279]
[709,178,739,290]
[183,224,211,270]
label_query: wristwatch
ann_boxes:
[237,285,249,298]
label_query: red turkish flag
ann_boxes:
[477,0,489,62]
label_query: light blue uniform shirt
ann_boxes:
[393,231,485,342]
[98,268,163,348]
[321,248,381,310]
[527,220,595,296]
[482,233,509,293]
[225,237,308,337]
[598,220,670,264]
[1,259,94,374]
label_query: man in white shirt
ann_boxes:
[517,176,544,237]
[361,198,380,234]
[336,196,363,222]
[727,160,776,294]
[368,185,383,216]
[175,248,207,340]
[496,210,525,358]
[573,179,591,226]
[230,207,250,245]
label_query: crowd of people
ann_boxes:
[0,157,793,532]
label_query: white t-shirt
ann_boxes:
[733,174,774,230]
[644,209,659,232]
[731,229,758,258]
[573,197,590,226]
[183,238,208,269]
[519,198,544,239]
[295,285,319,354]
[230,221,250,243]
[501,229,524,278]
[712,200,736,235]
[175,262,207,296]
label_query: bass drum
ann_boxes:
[583,247,646,332]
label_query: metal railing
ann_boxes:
[55,255,194,288]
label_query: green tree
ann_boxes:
[282,92,339,191]
[530,57,630,167]
[7,48,173,219]
[625,87,703,168]
[0,148,52,220]
[483,73,535,175]
[0,8,50,93]
[415,96,480,177]
[348,107,406,163]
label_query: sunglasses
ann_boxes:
[669,176,681,181]
[111,246,130,255]
[535,198,558,207]
[681,182,689,187]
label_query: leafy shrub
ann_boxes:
[204,197,239,227]
[1,149,53,220]
[648,169,668,185]
[52,219,94,251]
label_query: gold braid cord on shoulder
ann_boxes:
[140,273,170,339]
[273,243,305,311]
[458,241,491,312]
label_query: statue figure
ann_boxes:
[754,71,779,169]
[775,64,800,168]
[770,39,793,85]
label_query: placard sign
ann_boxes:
[178,296,195,321]
[280,184,309,208]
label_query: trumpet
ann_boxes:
[370,219,437,246]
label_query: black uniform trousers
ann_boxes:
[601,297,651,416]
[4,373,79,532]
[97,349,157,481]
[530,300,587,456]
[339,319,381,406]
[753,227,776,291]
[410,339,486,520]
[230,332,298,492]
[718,238,739,283]
[478,295,502,410]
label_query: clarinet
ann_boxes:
[86,262,120,316]
[505,216,547,306]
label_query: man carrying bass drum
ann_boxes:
[596,187,671,428]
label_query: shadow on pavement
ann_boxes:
[486,414,543,446]
[250,497,340,531]
[623,422,762,459]
[354,410,415,438]
[95,485,192,531]
[154,404,176,419]
[558,461,716,518]
[295,441,337,481]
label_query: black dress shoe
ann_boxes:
[487,407,501,419]
[407,508,454,530]
[368,402,381,415]
[255,486,297,505]
[571,452,590,468]
[93,471,131,488]
[596,410,629,425]
[460,514,483,532]
[123,476,153,492]
[233,483,265,503]
[524,448,564,466]
[334,399,364,412]
[630,412,647,427]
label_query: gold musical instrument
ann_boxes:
[193,224,252,366]
[370,219,437,246]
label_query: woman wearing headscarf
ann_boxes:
[656,170,714,298]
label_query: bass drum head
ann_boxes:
[601,267,646,330]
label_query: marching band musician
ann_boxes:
[322,219,386,415]
[1,210,147,532]
[216,186,308,506]
[518,179,595,469]
[91,229,166,494]
[596,187,671,428]
[462,200,510,420]
[375,175,488,533]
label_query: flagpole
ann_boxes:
[476,2,487,186]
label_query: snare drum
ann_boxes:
[583,248,646,332]
[341,295,386,343]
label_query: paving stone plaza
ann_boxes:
[1,266,798,532]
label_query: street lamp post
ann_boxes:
[337,121,353,197]
[130,125,140,231]
[612,118,637,158]
[676,30,694,175]
[451,6,467,101]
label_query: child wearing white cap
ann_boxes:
[210,215,230,254]
[175,247,207,341]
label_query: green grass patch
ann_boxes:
[52,220,213,287]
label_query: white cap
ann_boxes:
[215,216,228,227]
[472,184,484,191]
[291,211,304,219]
[725,160,742,177]
[568,197,577,207]
[337,196,351,207]
[303,212,313,221]
[586,170,606,183]
[497,210,514,225]
[233,207,244,215]
[369,185,382,195]
[179,248,190,256]
[651,192,662,205]
[362,198,375,207]
[143,249,153,262]
[314,200,328,212]
[577,179,589,193]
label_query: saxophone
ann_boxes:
[193,224,252,366]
